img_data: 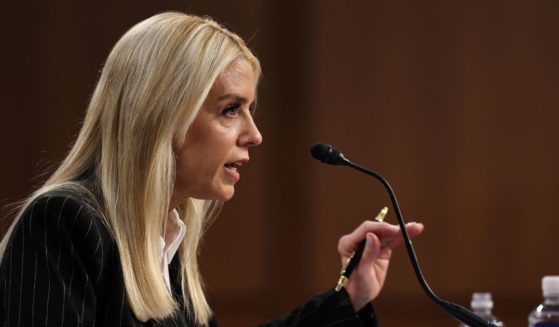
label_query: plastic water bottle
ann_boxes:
[459,292,504,327]
[529,276,559,327]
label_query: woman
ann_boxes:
[0,12,423,326]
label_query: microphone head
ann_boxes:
[310,143,347,165]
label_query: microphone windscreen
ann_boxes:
[310,144,344,165]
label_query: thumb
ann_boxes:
[360,233,383,265]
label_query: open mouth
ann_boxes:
[224,162,242,171]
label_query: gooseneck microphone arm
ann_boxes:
[310,143,498,327]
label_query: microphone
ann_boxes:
[310,143,499,327]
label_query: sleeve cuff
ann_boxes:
[257,287,378,327]
[314,287,378,326]
[356,301,377,326]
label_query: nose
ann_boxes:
[239,115,263,147]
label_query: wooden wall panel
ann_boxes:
[310,1,559,326]
[1,1,558,326]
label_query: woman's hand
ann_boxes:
[337,220,424,311]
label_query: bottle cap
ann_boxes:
[542,276,559,297]
[471,292,493,310]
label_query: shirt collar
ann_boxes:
[160,209,186,264]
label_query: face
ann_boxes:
[172,58,262,205]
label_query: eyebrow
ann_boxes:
[217,93,250,103]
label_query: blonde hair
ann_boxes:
[0,12,260,326]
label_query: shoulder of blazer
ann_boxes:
[13,190,117,284]
[0,190,122,327]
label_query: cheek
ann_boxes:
[175,137,222,187]
[174,119,240,194]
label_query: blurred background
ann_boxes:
[1,1,559,326]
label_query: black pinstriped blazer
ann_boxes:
[0,191,378,326]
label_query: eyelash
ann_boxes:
[222,103,241,117]
[222,103,257,117]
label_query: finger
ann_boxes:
[380,222,424,249]
[350,232,393,283]
[338,221,400,255]
[399,222,424,238]
[361,232,384,264]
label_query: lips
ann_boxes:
[223,159,248,182]
[224,162,242,171]
[224,158,249,169]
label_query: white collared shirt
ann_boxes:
[159,209,186,291]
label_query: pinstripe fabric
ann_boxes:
[0,191,377,327]
[0,194,198,327]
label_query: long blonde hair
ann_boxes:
[0,12,260,326]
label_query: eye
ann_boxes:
[222,103,241,117]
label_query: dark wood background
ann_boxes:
[1,1,558,326]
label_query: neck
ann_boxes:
[169,190,184,213]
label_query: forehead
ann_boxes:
[209,58,257,98]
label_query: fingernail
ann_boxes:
[366,234,373,247]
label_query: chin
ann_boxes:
[221,190,235,201]
[192,184,235,201]
[215,187,235,201]
[191,188,235,201]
